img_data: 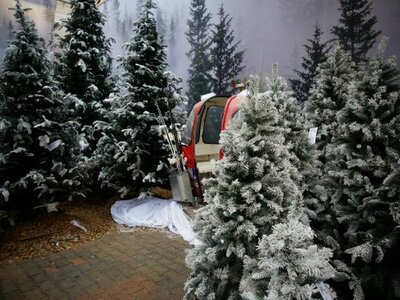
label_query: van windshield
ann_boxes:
[181,110,194,146]
[202,106,224,144]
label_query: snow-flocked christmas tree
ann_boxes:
[305,46,356,165]
[94,0,183,197]
[0,0,88,214]
[55,0,114,150]
[267,66,320,221]
[184,76,333,299]
[304,47,359,298]
[241,209,335,300]
[324,41,400,299]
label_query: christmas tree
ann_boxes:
[325,41,400,299]
[55,0,114,148]
[331,0,381,65]
[210,4,245,95]
[185,77,313,299]
[268,66,320,221]
[241,212,335,300]
[0,0,88,214]
[290,23,330,104]
[304,47,358,298]
[305,46,356,164]
[94,0,182,197]
[186,0,212,111]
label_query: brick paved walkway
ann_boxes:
[0,230,190,300]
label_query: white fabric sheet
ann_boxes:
[111,197,200,245]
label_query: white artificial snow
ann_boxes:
[47,139,63,151]
[34,202,60,213]
[111,197,200,245]
[308,127,318,145]
[79,138,89,151]
[1,189,10,202]
[77,59,87,72]
[70,219,88,232]
[237,89,249,98]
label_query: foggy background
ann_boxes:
[1,0,399,91]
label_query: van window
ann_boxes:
[181,110,194,146]
[202,106,224,144]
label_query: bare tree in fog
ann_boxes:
[332,0,381,65]
[290,24,331,104]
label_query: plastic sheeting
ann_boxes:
[111,197,200,245]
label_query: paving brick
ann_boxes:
[17,280,37,293]
[2,291,27,300]
[29,272,47,284]
[23,288,46,299]
[46,287,68,300]
[37,279,57,291]
[42,266,60,274]
[0,231,190,300]
[70,257,86,266]
[1,281,19,294]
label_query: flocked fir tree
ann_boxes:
[94,0,183,197]
[0,0,88,215]
[290,23,330,104]
[186,0,212,111]
[324,41,400,299]
[184,77,330,299]
[210,4,245,95]
[305,47,358,298]
[241,207,336,300]
[305,46,356,165]
[55,0,114,150]
[267,66,320,221]
[331,0,381,65]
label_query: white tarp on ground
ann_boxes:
[111,197,200,245]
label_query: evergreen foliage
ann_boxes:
[186,0,212,111]
[305,47,358,297]
[55,0,114,148]
[268,67,320,220]
[94,0,183,197]
[290,24,330,104]
[305,46,356,164]
[0,0,88,214]
[184,77,329,299]
[241,217,335,300]
[325,42,400,299]
[331,0,381,65]
[210,4,245,95]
